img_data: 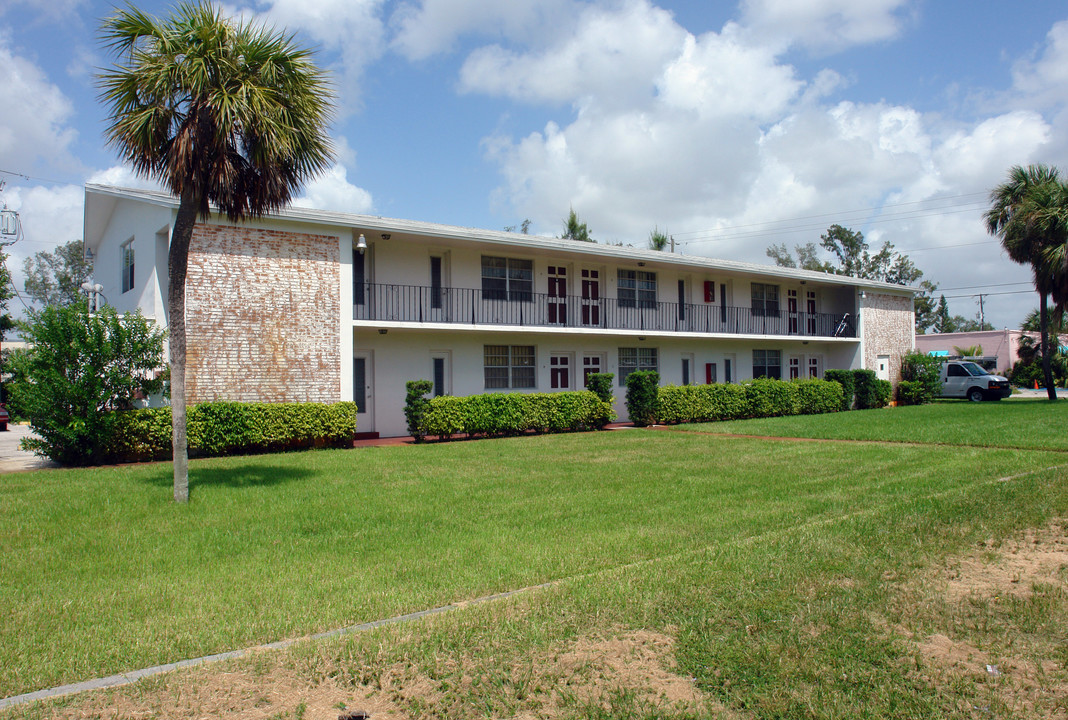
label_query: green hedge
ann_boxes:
[108,401,358,464]
[746,378,800,418]
[796,379,845,415]
[585,372,615,403]
[405,379,434,441]
[823,369,855,411]
[853,369,891,410]
[656,383,749,423]
[900,351,943,404]
[420,390,615,439]
[896,380,927,406]
[656,378,842,424]
[625,370,660,427]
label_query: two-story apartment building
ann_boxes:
[84,184,917,437]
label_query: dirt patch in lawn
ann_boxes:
[909,519,1068,719]
[943,519,1068,602]
[36,630,714,719]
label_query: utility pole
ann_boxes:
[976,294,986,328]
[670,235,675,253]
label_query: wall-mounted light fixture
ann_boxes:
[356,233,367,254]
[800,280,806,285]
[381,233,391,240]
[638,336,646,342]
[860,290,867,300]
[378,328,388,335]
[637,261,646,267]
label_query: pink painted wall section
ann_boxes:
[862,293,914,386]
[914,330,1038,373]
[185,224,341,404]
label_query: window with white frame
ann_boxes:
[482,256,533,301]
[752,349,782,379]
[120,239,135,294]
[484,345,536,389]
[618,347,658,385]
[618,269,656,308]
[751,282,779,316]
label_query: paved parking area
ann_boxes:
[0,425,58,473]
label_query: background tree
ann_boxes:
[504,219,531,234]
[984,164,1068,401]
[649,227,668,251]
[561,208,594,242]
[766,242,835,273]
[767,224,936,327]
[98,2,335,502]
[913,280,939,334]
[10,300,166,465]
[23,239,92,307]
[933,294,956,333]
[1022,307,1067,333]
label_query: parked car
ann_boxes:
[0,404,8,431]
[939,361,1012,402]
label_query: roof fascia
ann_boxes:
[84,183,920,295]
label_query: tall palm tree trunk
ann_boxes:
[169,188,198,502]
[1040,292,1057,401]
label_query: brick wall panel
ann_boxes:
[184,224,340,404]
[862,293,914,386]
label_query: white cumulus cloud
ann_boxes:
[0,35,79,174]
[292,164,374,213]
[739,0,914,52]
[391,0,576,60]
[459,0,686,110]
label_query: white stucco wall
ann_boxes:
[353,328,851,436]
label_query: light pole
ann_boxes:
[80,282,105,314]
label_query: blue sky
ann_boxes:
[2,0,1067,330]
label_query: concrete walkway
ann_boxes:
[0,424,58,473]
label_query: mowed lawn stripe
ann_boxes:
[1,429,1059,697]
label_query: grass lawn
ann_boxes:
[2,401,1068,718]
[671,395,1068,450]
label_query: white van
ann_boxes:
[939,361,1012,402]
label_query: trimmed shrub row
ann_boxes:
[656,378,844,424]
[108,401,358,464]
[624,370,660,427]
[823,369,891,410]
[419,390,615,440]
[823,369,855,411]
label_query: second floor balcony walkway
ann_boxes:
[353,283,857,339]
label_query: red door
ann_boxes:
[581,269,600,325]
[548,266,567,324]
[551,355,570,389]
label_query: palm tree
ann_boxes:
[98,2,334,502]
[648,227,669,251]
[985,164,1066,400]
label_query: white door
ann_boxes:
[875,354,890,381]
[353,351,374,432]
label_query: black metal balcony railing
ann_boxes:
[353,283,856,339]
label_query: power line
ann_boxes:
[941,289,1036,300]
[937,281,1033,292]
